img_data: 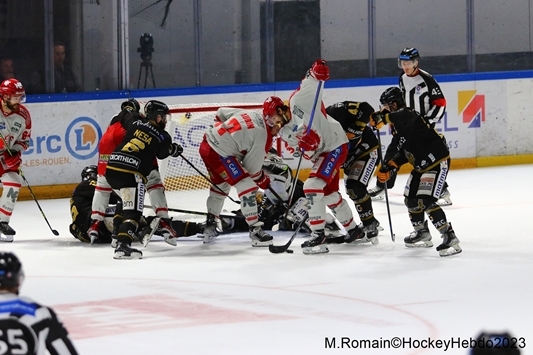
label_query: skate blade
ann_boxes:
[438,245,462,257]
[163,236,178,246]
[251,240,273,247]
[113,251,143,260]
[302,244,329,255]
[370,195,384,201]
[89,235,98,245]
[142,217,161,247]
[201,233,218,244]
[405,241,434,248]
[0,234,14,242]
[436,198,453,206]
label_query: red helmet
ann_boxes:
[1,79,25,101]
[262,96,284,118]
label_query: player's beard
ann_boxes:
[5,100,20,113]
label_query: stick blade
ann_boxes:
[268,244,289,254]
[52,230,60,236]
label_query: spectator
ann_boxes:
[31,41,81,93]
[0,56,16,80]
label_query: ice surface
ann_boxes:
[2,165,532,355]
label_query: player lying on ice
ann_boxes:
[70,165,204,246]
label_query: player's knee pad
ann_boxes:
[345,179,369,203]
[234,178,259,223]
[303,177,326,202]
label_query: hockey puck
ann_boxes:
[286,249,294,254]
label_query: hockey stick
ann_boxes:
[279,80,324,228]
[269,213,308,254]
[375,131,395,242]
[0,133,59,236]
[178,155,241,205]
[144,205,238,219]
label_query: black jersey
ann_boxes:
[0,292,78,355]
[107,116,172,181]
[326,101,379,161]
[385,107,449,172]
[399,69,446,125]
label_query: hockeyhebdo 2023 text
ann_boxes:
[324,336,526,351]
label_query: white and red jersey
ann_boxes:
[279,74,348,157]
[205,108,272,179]
[0,100,31,153]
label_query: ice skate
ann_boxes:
[436,224,462,257]
[404,220,433,247]
[368,185,384,200]
[201,213,219,244]
[87,219,101,245]
[324,213,341,237]
[249,222,273,247]
[114,242,143,260]
[437,188,453,206]
[363,219,383,238]
[111,236,117,248]
[158,218,179,246]
[0,222,15,242]
[301,229,329,254]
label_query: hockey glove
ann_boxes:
[169,143,183,157]
[253,171,271,190]
[377,160,399,183]
[121,98,140,113]
[369,112,387,130]
[2,150,22,170]
[298,129,320,152]
[309,59,330,81]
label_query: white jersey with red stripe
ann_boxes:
[0,101,31,154]
[205,108,272,178]
[279,74,348,158]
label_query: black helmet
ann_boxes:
[399,47,420,61]
[380,87,405,107]
[0,252,24,288]
[121,98,140,113]
[144,100,169,121]
[398,48,419,69]
[81,165,98,182]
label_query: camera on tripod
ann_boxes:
[137,33,156,88]
[138,33,154,63]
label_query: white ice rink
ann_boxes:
[2,164,532,355]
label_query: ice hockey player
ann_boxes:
[224,151,342,236]
[275,59,365,254]
[88,98,179,246]
[106,100,183,259]
[70,165,204,245]
[198,97,290,247]
[0,78,31,242]
[370,87,461,256]
[369,47,452,206]
[326,101,382,244]
[0,252,79,354]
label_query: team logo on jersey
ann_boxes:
[65,116,102,160]
[458,90,485,128]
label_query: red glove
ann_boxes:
[2,151,22,170]
[253,171,271,189]
[310,59,330,81]
[0,139,4,151]
[298,129,320,152]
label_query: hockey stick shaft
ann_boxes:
[375,131,395,242]
[280,80,324,226]
[178,154,241,205]
[144,205,238,219]
[0,133,59,236]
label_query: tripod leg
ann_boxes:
[137,64,143,89]
[149,63,156,88]
[144,65,149,89]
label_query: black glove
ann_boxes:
[169,143,183,157]
[121,98,140,113]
